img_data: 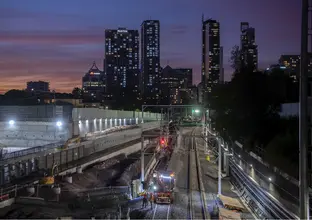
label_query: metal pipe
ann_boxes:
[299,0,309,219]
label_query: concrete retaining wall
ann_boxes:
[0,121,70,149]
[72,108,161,121]
[0,105,72,121]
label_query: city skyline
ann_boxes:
[0,0,301,93]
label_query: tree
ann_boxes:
[72,87,83,99]
[209,67,299,151]
[263,117,298,178]
[209,66,300,176]
[229,45,242,73]
[0,90,39,105]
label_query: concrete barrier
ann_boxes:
[0,198,15,208]
[15,197,45,205]
[58,142,144,176]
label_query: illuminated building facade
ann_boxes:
[160,66,194,104]
[104,28,139,100]
[240,22,258,71]
[278,55,312,82]
[141,20,160,102]
[279,55,300,74]
[82,62,105,102]
[174,68,193,88]
[202,17,220,94]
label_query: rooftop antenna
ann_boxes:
[167,60,169,66]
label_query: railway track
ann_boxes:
[187,128,208,220]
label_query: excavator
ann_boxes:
[58,136,81,150]
[40,163,58,185]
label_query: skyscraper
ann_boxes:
[141,20,160,102]
[104,28,139,100]
[240,22,258,71]
[219,46,224,83]
[201,16,221,94]
[82,61,105,103]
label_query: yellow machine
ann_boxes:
[40,163,58,185]
[58,136,81,150]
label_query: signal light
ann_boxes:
[160,137,165,145]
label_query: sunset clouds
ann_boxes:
[0,0,301,93]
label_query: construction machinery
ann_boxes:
[58,136,81,150]
[151,171,175,204]
[40,163,58,185]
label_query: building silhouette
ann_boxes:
[240,22,258,71]
[26,81,50,92]
[201,16,221,101]
[141,20,160,103]
[82,62,105,103]
[104,28,140,101]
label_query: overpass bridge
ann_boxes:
[0,105,161,186]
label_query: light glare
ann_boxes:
[56,121,62,127]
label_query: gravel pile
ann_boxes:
[116,161,140,186]
[94,158,120,170]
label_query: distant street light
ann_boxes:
[56,121,62,127]
[9,120,15,125]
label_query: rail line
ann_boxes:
[187,128,207,220]
[152,204,171,220]
[230,159,298,219]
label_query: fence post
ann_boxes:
[14,185,17,197]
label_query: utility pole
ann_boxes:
[299,0,309,219]
[218,137,222,195]
[141,136,145,184]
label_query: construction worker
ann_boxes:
[149,192,154,209]
[142,192,148,208]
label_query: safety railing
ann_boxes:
[2,141,65,161]
[229,159,298,219]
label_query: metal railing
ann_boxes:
[1,141,65,161]
[230,159,298,219]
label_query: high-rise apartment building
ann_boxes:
[141,20,160,102]
[104,28,139,100]
[175,68,193,88]
[219,46,224,83]
[201,17,221,94]
[240,22,258,71]
[279,55,300,74]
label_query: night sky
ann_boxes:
[0,0,301,93]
